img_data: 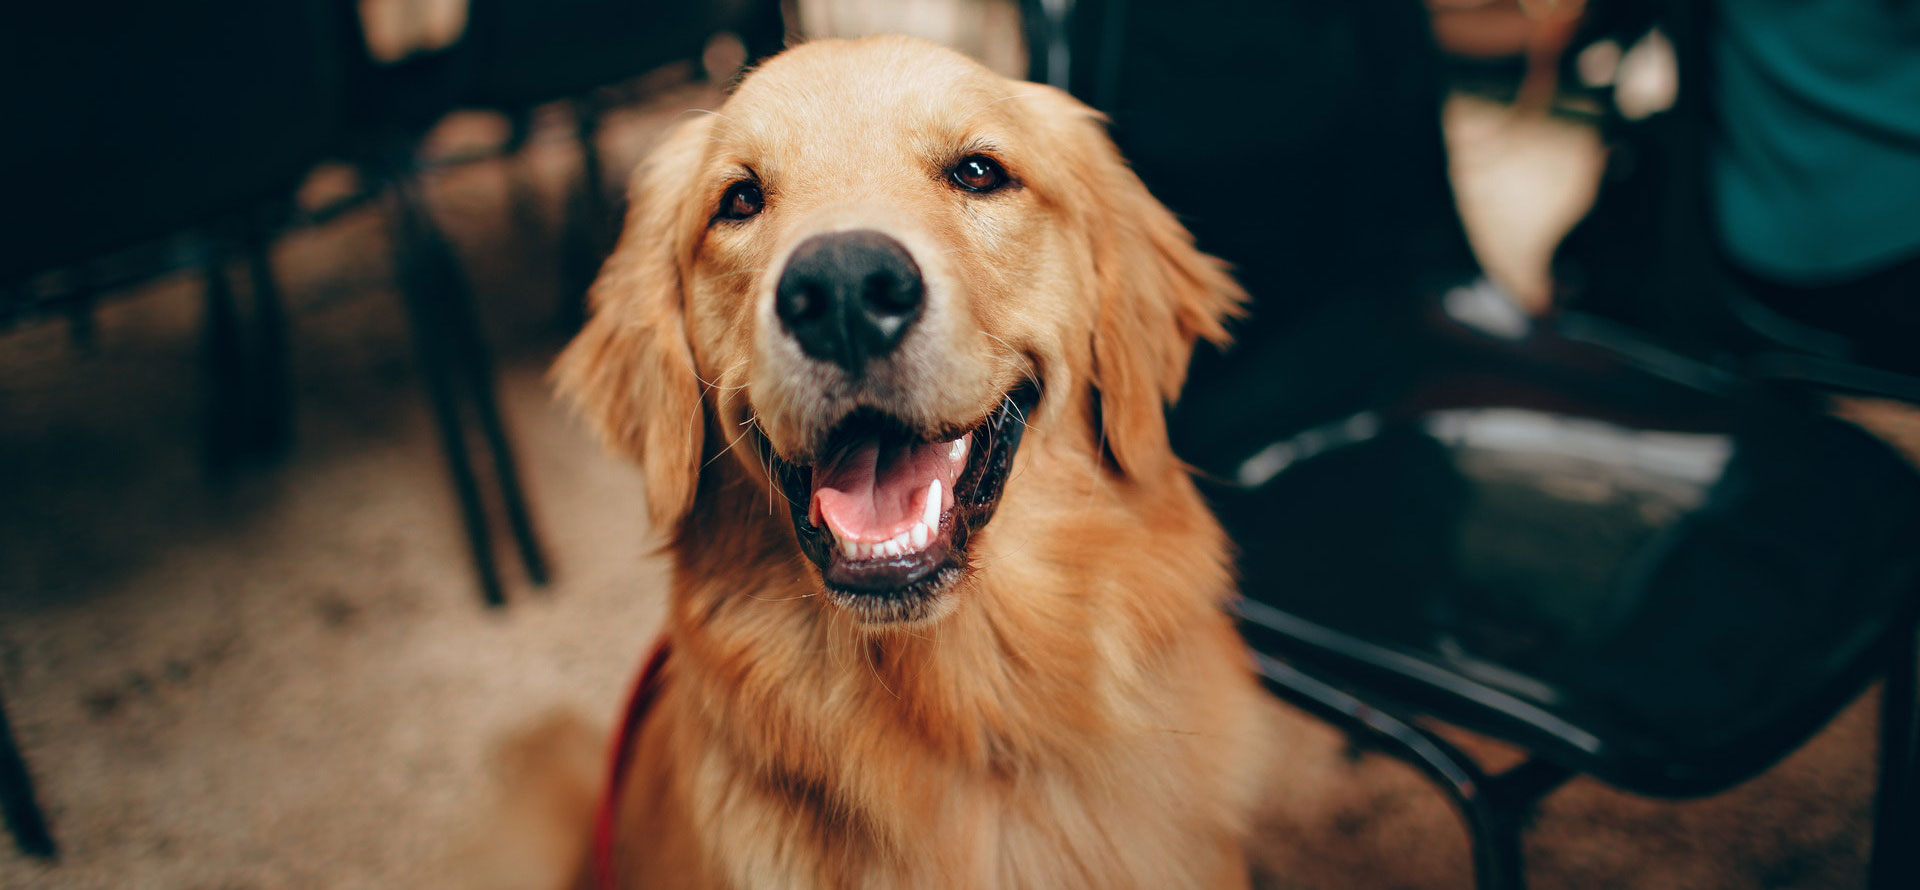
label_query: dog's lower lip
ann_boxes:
[820,511,955,592]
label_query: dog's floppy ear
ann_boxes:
[553,116,714,533]
[1047,89,1245,480]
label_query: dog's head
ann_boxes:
[557,36,1241,627]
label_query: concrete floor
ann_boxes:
[0,75,1907,890]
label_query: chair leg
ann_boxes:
[385,175,508,608]
[502,111,552,256]
[1870,629,1918,889]
[241,223,293,459]
[557,97,612,332]
[1250,651,1554,890]
[436,234,550,588]
[1482,758,1574,887]
[201,244,249,471]
[204,228,296,470]
[1467,801,1527,890]
[0,690,55,859]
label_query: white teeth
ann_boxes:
[832,480,948,563]
[949,437,968,462]
[923,479,942,528]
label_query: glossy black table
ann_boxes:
[1185,285,1920,889]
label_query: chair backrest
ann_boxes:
[1050,0,1482,328]
[1037,0,1484,477]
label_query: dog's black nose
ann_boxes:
[775,230,924,374]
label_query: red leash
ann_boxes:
[591,636,672,890]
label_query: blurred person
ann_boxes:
[1707,0,1920,374]
[1557,0,1920,377]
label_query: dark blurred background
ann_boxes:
[2,2,1916,888]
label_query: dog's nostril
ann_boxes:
[862,269,920,315]
[775,230,925,374]
[786,282,829,322]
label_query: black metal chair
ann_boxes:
[3,0,346,466]
[1025,2,1920,886]
[331,0,787,605]
[331,2,551,610]
[1,0,349,860]
[1199,290,1920,889]
[1,0,786,858]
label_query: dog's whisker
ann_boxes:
[896,625,936,645]
[1006,396,1036,432]
[981,332,1043,402]
[745,591,817,602]
[763,422,780,515]
[862,633,900,700]
[700,378,753,393]
[704,421,758,471]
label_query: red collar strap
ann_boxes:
[592,636,672,890]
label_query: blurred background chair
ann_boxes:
[333,0,788,607]
[1,0,347,859]
[3,1,346,468]
[1026,2,1920,887]
[0,0,788,858]
[1213,295,1920,890]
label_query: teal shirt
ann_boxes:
[1710,0,1920,284]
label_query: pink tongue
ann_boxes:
[812,437,958,542]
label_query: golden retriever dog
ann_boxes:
[554,34,1281,890]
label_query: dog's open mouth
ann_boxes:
[761,383,1040,620]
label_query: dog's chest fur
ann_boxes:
[611,479,1265,890]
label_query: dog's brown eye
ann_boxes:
[950,155,1008,193]
[717,181,764,222]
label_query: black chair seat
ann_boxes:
[1198,285,1920,794]
[1211,293,1920,799]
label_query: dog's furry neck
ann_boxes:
[639,455,1262,888]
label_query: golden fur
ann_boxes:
[553,35,1282,890]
